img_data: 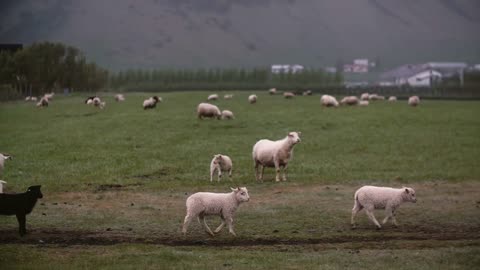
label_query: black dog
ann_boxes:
[0,185,43,236]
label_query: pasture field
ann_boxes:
[0,92,479,269]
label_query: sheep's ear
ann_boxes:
[231,187,237,192]
[405,188,409,194]
[288,133,293,137]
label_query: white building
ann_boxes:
[271,64,304,74]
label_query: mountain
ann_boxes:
[1,0,479,71]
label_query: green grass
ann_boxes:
[0,92,479,269]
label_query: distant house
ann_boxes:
[343,59,371,73]
[271,64,304,74]
[380,62,467,87]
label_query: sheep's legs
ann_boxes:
[16,214,26,236]
[182,215,194,235]
[391,210,398,227]
[365,209,381,229]
[351,203,363,228]
[274,161,281,182]
[210,168,215,182]
[255,161,263,181]
[382,207,393,225]
[228,169,232,179]
[227,217,236,236]
[282,165,288,181]
[199,216,215,236]
[215,220,226,233]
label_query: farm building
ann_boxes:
[380,62,468,87]
[271,64,304,74]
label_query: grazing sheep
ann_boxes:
[85,96,96,104]
[221,110,234,120]
[0,181,6,193]
[351,186,417,229]
[252,131,301,182]
[388,96,397,102]
[210,154,233,182]
[408,96,420,107]
[360,93,369,100]
[248,94,257,104]
[36,97,49,107]
[25,96,31,101]
[207,94,219,101]
[359,100,369,106]
[115,94,125,102]
[283,92,295,99]
[0,153,12,177]
[197,103,221,119]
[0,185,43,236]
[303,90,313,96]
[320,95,339,107]
[269,88,277,95]
[182,187,250,236]
[340,96,359,106]
[224,94,233,100]
[368,94,380,100]
[31,97,38,102]
[143,96,161,110]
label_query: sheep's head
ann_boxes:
[2,154,12,160]
[152,96,159,102]
[27,185,43,199]
[403,187,416,203]
[213,154,223,165]
[231,187,250,202]
[287,132,301,144]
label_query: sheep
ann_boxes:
[197,103,221,119]
[36,97,49,107]
[85,96,96,104]
[320,95,339,107]
[368,94,379,100]
[408,96,420,107]
[351,186,417,229]
[268,88,277,95]
[207,94,219,101]
[252,131,301,182]
[115,94,125,102]
[25,96,31,101]
[340,96,359,106]
[0,185,43,236]
[221,110,234,120]
[182,187,250,236]
[388,96,397,102]
[0,153,12,176]
[303,90,313,96]
[92,97,106,109]
[283,92,295,99]
[143,96,161,110]
[210,154,233,182]
[248,94,257,104]
[43,92,55,100]
[0,181,6,193]
[224,94,233,100]
[31,97,38,102]
[360,93,369,100]
[359,100,369,106]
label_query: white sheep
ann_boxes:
[197,103,221,119]
[143,96,161,110]
[303,90,312,96]
[0,180,6,193]
[360,93,369,100]
[86,99,94,105]
[388,96,397,102]
[340,96,359,106]
[248,94,257,104]
[283,92,295,99]
[221,110,234,120]
[368,94,379,100]
[359,100,369,106]
[408,96,420,107]
[43,92,55,100]
[320,95,339,107]
[207,94,219,101]
[182,187,250,236]
[115,94,125,102]
[351,186,417,229]
[36,97,49,107]
[210,154,233,181]
[0,153,12,176]
[268,88,277,95]
[31,97,38,102]
[252,131,301,182]
[224,94,233,100]
[25,96,31,101]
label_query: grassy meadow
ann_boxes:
[0,91,479,269]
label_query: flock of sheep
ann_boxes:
[7,88,422,237]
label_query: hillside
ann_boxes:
[1,0,479,70]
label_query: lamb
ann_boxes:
[221,110,234,120]
[0,181,6,193]
[85,96,96,104]
[197,103,221,119]
[43,92,55,100]
[408,96,420,107]
[303,90,313,96]
[143,96,161,110]
[224,94,233,100]
[368,94,380,100]
[115,94,125,102]
[268,88,277,95]
[388,96,397,102]
[252,131,301,182]
[351,186,417,229]
[359,100,369,106]
[0,153,12,176]
[31,97,38,102]
[182,187,250,236]
[210,154,233,182]
[36,97,49,107]
[360,93,369,100]
[320,95,339,107]
[248,94,257,104]
[340,96,359,106]
[93,97,106,109]
[0,185,43,236]
[207,94,219,101]
[25,96,31,101]
[283,92,295,99]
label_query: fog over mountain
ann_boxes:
[1,0,479,70]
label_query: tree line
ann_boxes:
[110,67,344,92]
[0,42,109,100]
